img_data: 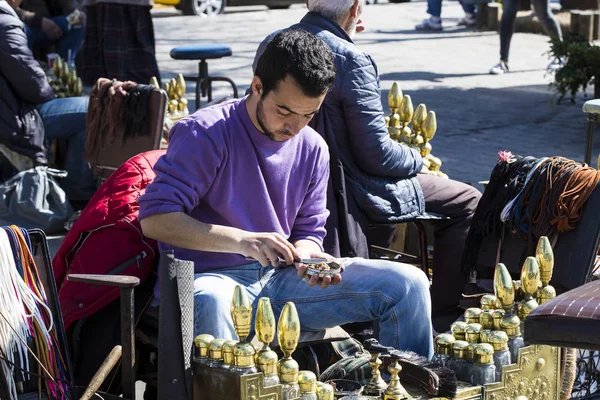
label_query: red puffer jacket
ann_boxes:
[52,150,165,330]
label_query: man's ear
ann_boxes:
[251,76,263,96]
[350,0,360,18]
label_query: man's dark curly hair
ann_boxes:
[254,28,336,98]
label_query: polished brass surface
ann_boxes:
[193,361,283,400]
[495,263,522,336]
[535,236,556,305]
[209,339,226,361]
[484,345,560,400]
[412,104,427,134]
[480,310,495,330]
[464,308,483,324]
[451,321,468,341]
[388,82,403,112]
[149,76,160,88]
[277,302,300,385]
[488,331,509,352]
[435,333,455,355]
[399,95,414,129]
[223,340,237,368]
[518,257,540,322]
[234,342,257,368]
[452,340,469,359]
[467,343,477,361]
[480,329,492,344]
[365,352,387,396]
[316,382,334,400]
[480,294,499,310]
[232,285,252,341]
[500,313,521,338]
[465,324,482,343]
[474,343,494,364]
[256,298,279,378]
[297,371,317,394]
[384,360,412,400]
[492,309,505,331]
[194,334,215,358]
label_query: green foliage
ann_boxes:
[548,36,600,103]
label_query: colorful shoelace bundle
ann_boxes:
[0,226,69,399]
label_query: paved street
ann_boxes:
[152,0,593,191]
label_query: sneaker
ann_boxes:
[415,16,442,31]
[457,13,476,27]
[489,61,509,75]
[546,56,566,71]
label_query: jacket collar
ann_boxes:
[0,1,19,18]
[300,11,354,44]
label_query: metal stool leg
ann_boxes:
[585,113,597,166]
[413,220,430,277]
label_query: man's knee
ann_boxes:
[193,289,232,318]
[462,184,482,215]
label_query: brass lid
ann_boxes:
[480,294,499,310]
[208,339,226,361]
[500,314,521,337]
[257,348,278,376]
[193,334,215,358]
[278,358,300,384]
[488,331,509,351]
[492,309,505,330]
[465,323,482,343]
[298,370,317,394]
[480,329,492,344]
[233,342,256,368]
[480,310,495,330]
[466,343,477,361]
[518,299,538,321]
[474,343,494,364]
[316,382,335,400]
[435,334,455,355]
[451,321,468,340]
[538,285,556,304]
[464,308,483,324]
[222,340,237,366]
[451,340,469,359]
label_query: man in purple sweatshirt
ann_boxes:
[139,29,433,357]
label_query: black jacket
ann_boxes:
[0,0,53,165]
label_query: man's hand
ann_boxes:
[240,232,300,268]
[41,17,63,40]
[295,250,343,289]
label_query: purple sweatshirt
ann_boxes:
[138,97,330,273]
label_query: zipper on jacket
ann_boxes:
[108,251,148,276]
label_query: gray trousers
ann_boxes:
[500,0,563,62]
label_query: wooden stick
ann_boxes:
[80,345,122,400]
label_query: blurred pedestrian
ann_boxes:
[489,0,563,74]
[14,0,85,62]
[76,0,160,85]
[416,0,477,31]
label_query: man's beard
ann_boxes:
[256,98,292,141]
[346,19,357,39]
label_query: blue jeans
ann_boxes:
[25,16,85,62]
[427,0,475,17]
[37,97,96,202]
[193,259,434,358]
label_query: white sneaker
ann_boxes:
[489,61,509,75]
[457,13,476,27]
[547,56,566,71]
[415,16,442,31]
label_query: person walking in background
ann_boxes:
[416,0,477,30]
[489,0,563,74]
[14,0,85,62]
[76,0,160,85]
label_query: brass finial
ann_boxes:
[494,263,514,311]
[149,76,160,88]
[256,298,279,376]
[422,111,437,142]
[193,334,215,358]
[277,302,300,384]
[297,371,317,395]
[474,343,494,365]
[388,82,403,112]
[384,359,412,400]
[518,257,540,321]
[492,309,505,330]
[536,236,556,304]
[365,351,387,396]
[412,104,427,134]
[451,321,468,341]
[176,73,186,97]
[74,77,83,97]
[222,340,237,368]
[163,82,171,98]
[231,285,255,369]
[435,333,455,355]
[480,294,499,310]
[316,382,335,400]
[464,308,483,324]
[399,95,414,133]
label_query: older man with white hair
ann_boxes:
[254,0,482,332]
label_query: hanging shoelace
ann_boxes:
[0,226,69,399]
